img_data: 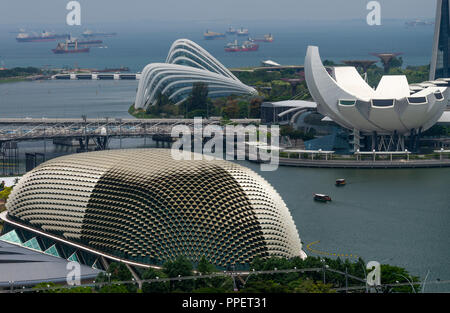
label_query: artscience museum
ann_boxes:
[304,46,450,152]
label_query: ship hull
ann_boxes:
[253,39,273,42]
[82,32,117,38]
[16,35,70,42]
[52,48,90,54]
[225,45,259,52]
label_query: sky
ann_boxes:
[0,0,438,26]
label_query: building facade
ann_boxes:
[1,149,305,270]
[431,0,450,80]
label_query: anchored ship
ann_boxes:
[52,40,90,54]
[225,40,259,52]
[16,31,70,42]
[82,30,117,38]
[226,27,237,34]
[68,37,103,46]
[204,30,226,40]
[236,28,249,36]
[252,34,274,42]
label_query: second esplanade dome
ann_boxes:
[6,149,305,268]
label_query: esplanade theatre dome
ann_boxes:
[5,149,305,268]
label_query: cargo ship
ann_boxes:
[225,40,259,52]
[204,30,226,40]
[252,34,274,42]
[52,40,90,54]
[236,28,249,36]
[82,30,117,38]
[68,38,103,46]
[16,31,70,42]
[226,27,237,34]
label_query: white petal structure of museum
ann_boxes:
[305,45,448,136]
[134,39,257,109]
[3,149,305,269]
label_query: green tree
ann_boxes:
[241,280,289,293]
[33,282,58,293]
[193,256,232,291]
[390,56,403,68]
[380,264,421,293]
[141,268,169,293]
[108,262,132,281]
[185,82,209,118]
[223,98,240,119]
[269,80,291,101]
[60,286,93,293]
[249,98,262,118]
[163,255,194,292]
[0,186,13,200]
[95,262,137,293]
[197,256,216,274]
[288,279,335,293]
[99,284,129,293]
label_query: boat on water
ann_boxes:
[16,31,70,42]
[82,30,117,38]
[313,194,332,202]
[52,40,90,54]
[236,28,249,36]
[335,179,346,186]
[226,27,237,34]
[68,38,103,46]
[224,40,259,52]
[204,30,226,40]
[252,33,274,42]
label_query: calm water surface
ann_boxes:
[241,162,450,292]
[0,79,449,291]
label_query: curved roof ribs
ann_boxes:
[135,39,256,109]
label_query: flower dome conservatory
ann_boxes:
[134,39,257,110]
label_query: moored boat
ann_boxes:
[252,34,274,42]
[204,30,226,40]
[225,40,259,52]
[236,28,249,36]
[226,27,237,34]
[52,40,90,54]
[16,31,70,42]
[314,194,332,202]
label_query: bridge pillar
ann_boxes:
[94,136,110,151]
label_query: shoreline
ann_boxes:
[252,157,450,169]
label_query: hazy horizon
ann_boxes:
[0,0,438,27]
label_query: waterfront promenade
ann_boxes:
[276,157,450,169]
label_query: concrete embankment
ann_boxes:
[253,157,450,169]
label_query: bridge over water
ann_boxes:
[0,117,260,147]
[0,117,260,174]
